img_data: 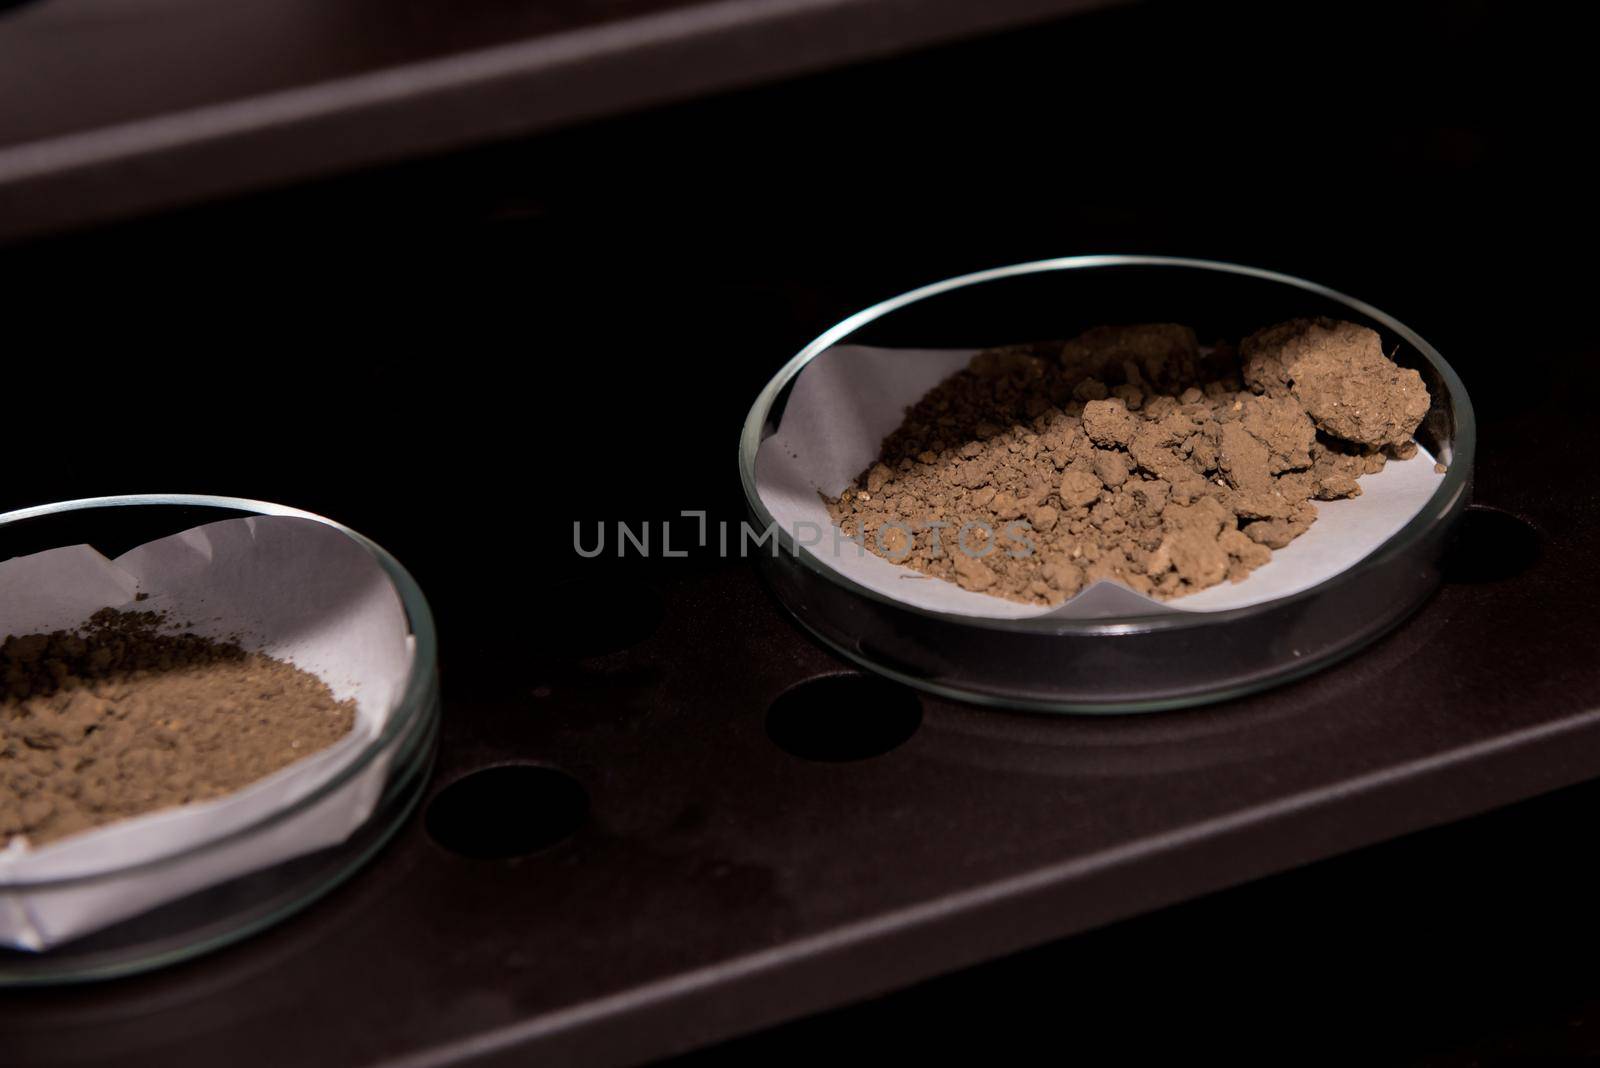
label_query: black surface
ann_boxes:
[0,0,1124,241]
[1,1,1596,1063]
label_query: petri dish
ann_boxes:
[740,256,1475,713]
[0,494,439,984]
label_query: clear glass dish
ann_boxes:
[0,494,439,984]
[740,256,1475,713]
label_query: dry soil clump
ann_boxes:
[826,318,1431,604]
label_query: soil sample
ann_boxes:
[1,608,357,847]
[826,318,1431,604]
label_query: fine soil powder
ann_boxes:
[1,609,356,847]
[826,318,1432,604]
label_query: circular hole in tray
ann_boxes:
[1443,505,1540,583]
[425,765,589,858]
[766,674,922,762]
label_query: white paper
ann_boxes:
[755,344,1447,620]
[0,516,415,950]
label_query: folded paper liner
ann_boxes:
[0,516,415,951]
[755,345,1446,620]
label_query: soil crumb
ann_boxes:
[2,609,357,847]
[826,319,1431,604]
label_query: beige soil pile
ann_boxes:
[2,609,356,847]
[826,318,1431,604]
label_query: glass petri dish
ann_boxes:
[0,494,439,984]
[740,256,1475,713]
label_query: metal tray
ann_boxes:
[0,449,1580,1065]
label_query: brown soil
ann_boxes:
[826,318,1430,604]
[2,609,356,847]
